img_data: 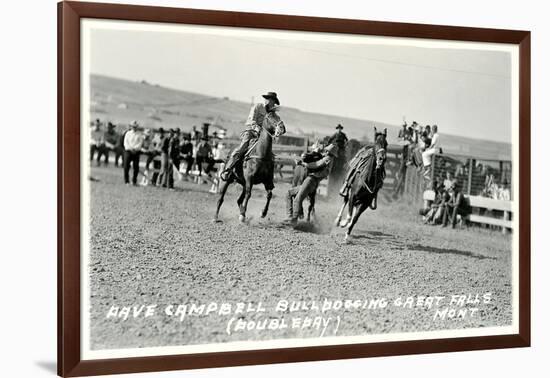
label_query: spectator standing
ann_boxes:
[123,121,144,185]
[90,119,104,166]
[141,129,155,170]
[195,136,213,182]
[115,124,130,167]
[149,128,165,186]
[209,143,228,193]
[139,129,154,185]
[100,122,119,166]
[398,122,409,140]
[158,129,174,188]
[179,135,194,178]
[421,125,441,188]
[169,128,182,182]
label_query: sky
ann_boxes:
[89,23,513,143]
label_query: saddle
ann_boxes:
[243,134,275,162]
[350,149,385,193]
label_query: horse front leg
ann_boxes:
[339,193,356,228]
[239,179,253,222]
[261,189,272,218]
[334,198,348,227]
[345,202,368,242]
[214,178,232,222]
[237,184,246,207]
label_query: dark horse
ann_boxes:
[334,127,388,241]
[214,120,285,223]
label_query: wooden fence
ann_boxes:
[423,190,512,233]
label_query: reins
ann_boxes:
[245,117,283,159]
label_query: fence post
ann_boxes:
[502,211,509,234]
[430,154,435,185]
[467,159,474,195]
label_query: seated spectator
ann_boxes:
[421,124,440,167]
[442,180,470,228]
[498,179,511,201]
[398,123,408,140]
[423,183,448,225]
[423,125,432,148]
[407,123,424,169]
[481,173,498,198]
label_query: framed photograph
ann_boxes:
[58,1,530,376]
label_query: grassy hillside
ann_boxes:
[90,74,511,160]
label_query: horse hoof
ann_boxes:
[239,215,246,223]
[212,218,222,223]
[344,234,351,243]
[339,220,349,228]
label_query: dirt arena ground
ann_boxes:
[88,166,513,350]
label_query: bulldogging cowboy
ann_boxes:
[220,92,283,181]
[284,144,339,226]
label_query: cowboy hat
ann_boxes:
[324,144,339,157]
[262,91,280,105]
[130,120,139,127]
[336,124,344,130]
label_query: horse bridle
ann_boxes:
[261,119,284,139]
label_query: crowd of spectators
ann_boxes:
[89,118,228,193]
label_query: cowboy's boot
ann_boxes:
[285,191,294,219]
[282,191,298,226]
[220,155,237,181]
[339,180,350,197]
[370,194,378,210]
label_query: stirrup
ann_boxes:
[220,171,232,181]
[369,196,378,210]
[339,183,349,197]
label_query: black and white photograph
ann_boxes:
[80,18,520,359]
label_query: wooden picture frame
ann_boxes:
[58,1,530,376]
